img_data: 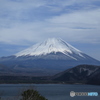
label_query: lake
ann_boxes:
[0,84,100,100]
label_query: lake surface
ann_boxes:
[0,84,100,100]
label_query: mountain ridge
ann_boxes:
[51,64,100,85]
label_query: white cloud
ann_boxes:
[45,8,100,43]
[48,9,100,25]
[0,0,100,45]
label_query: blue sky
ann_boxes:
[0,0,100,60]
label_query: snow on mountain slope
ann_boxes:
[15,38,85,60]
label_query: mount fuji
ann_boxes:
[0,38,100,76]
[15,38,83,60]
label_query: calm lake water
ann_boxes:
[0,84,100,100]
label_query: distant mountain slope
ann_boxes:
[52,65,100,85]
[0,38,100,76]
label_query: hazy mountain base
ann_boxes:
[0,52,100,76]
[0,65,100,85]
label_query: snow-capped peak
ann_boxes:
[15,38,84,59]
